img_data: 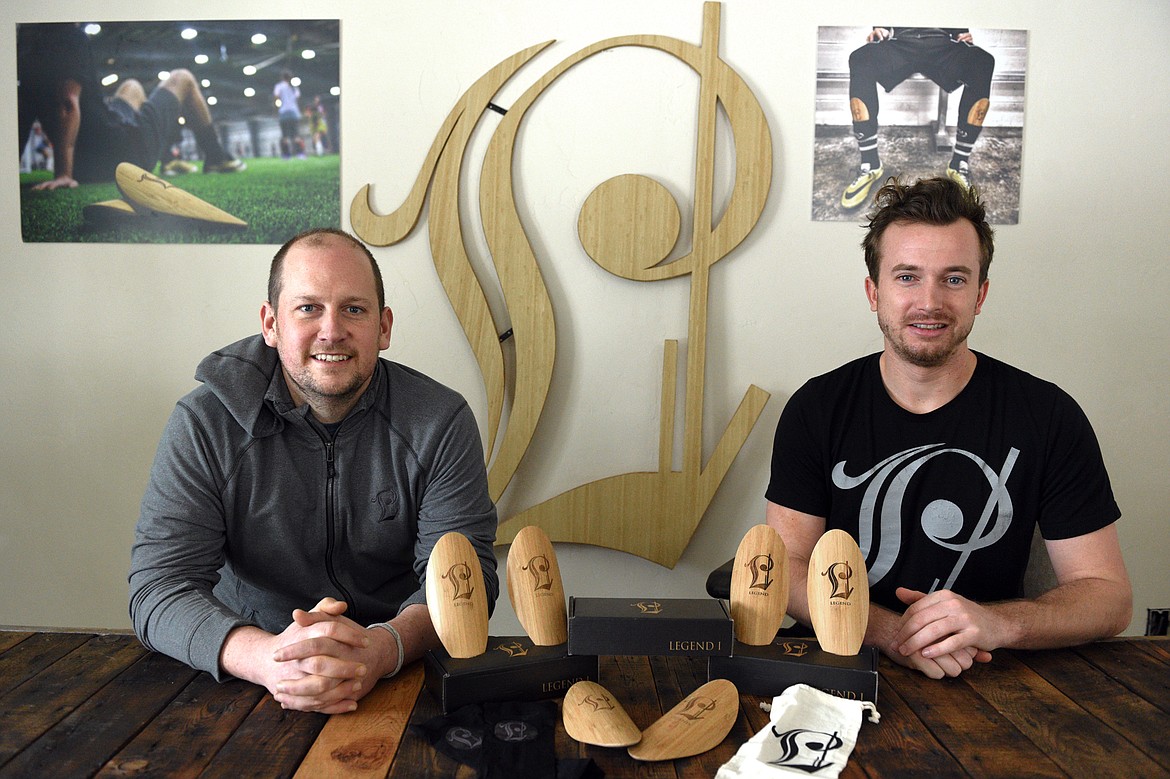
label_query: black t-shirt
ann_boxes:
[766,352,1120,612]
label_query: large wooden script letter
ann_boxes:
[352,2,771,567]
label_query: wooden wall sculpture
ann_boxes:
[351,2,771,568]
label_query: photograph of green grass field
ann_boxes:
[17,19,340,244]
[20,155,340,243]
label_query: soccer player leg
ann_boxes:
[843,45,885,208]
[948,47,995,189]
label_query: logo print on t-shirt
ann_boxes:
[832,444,1019,591]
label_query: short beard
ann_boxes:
[283,363,369,415]
[889,339,951,368]
[878,315,970,369]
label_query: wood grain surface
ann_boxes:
[426,532,490,659]
[729,524,789,645]
[806,529,869,656]
[506,525,568,646]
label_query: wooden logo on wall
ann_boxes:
[352,2,770,568]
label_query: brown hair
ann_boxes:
[862,177,994,283]
[268,228,385,310]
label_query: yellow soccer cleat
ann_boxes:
[162,159,197,176]
[946,161,971,191]
[203,158,247,174]
[841,164,884,209]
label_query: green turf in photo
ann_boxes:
[19,154,341,244]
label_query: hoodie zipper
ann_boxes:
[323,436,357,619]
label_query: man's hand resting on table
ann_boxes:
[220,597,401,714]
[880,587,994,679]
[866,589,993,680]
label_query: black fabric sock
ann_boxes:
[851,118,880,170]
[192,124,230,164]
[415,701,602,778]
[848,54,881,171]
[481,700,557,779]
[413,704,485,770]
[949,141,974,172]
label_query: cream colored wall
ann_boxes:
[1,1,1166,638]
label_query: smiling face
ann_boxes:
[261,234,392,423]
[865,219,989,370]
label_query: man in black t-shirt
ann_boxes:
[767,177,1131,679]
[17,23,244,191]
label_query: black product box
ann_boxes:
[424,636,598,714]
[567,596,733,657]
[708,636,879,702]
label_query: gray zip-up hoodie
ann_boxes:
[129,335,498,679]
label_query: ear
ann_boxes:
[379,307,393,351]
[260,301,278,347]
[974,279,989,315]
[865,276,879,312]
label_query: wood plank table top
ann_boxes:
[1,630,1167,778]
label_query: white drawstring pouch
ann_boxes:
[715,684,880,779]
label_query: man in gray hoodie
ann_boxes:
[130,228,498,713]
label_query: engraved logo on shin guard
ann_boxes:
[968,98,990,127]
[850,97,871,122]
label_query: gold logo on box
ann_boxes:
[543,676,590,693]
[668,639,721,651]
[779,641,810,657]
[493,640,529,657]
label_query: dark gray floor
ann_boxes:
[812,125,1022,224]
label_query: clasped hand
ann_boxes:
[264,597,389,714]
[887,587,996,679]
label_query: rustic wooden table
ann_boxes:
[1,630,1167,777]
